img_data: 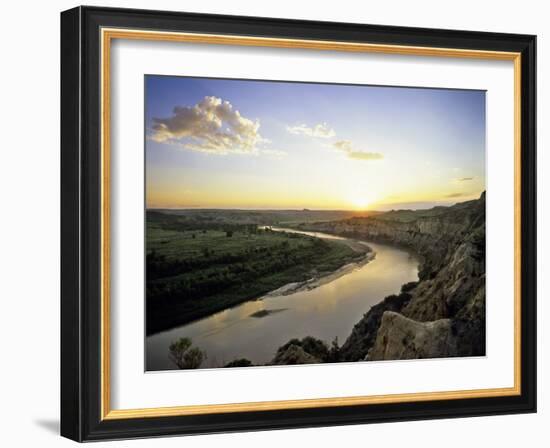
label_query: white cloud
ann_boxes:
[150,96,268,155]
[333,140,383,161]
[286,122,336,138]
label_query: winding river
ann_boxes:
[146,228,419,370]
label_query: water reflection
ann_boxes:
[146,230,419,370]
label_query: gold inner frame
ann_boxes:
[100,27,522,420]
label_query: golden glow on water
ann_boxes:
[146,233,419,370]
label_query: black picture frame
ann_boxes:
[61,5,536,442]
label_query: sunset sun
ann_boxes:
[348,194,375,211]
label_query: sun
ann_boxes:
[348,194,374,211]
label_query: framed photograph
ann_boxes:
[60,6,536,441]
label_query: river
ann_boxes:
[146,228,419,370]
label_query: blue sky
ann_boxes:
[145,75,486,210]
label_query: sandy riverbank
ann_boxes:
[262,249,376,298]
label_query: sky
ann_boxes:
[145,75,486,211]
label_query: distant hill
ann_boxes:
[148,208,381,227]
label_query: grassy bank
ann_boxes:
[146,215,368,335]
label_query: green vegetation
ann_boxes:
[146,211,367,335]
[168,337,206,369]
[224,358,253,368]
[147,209,376,228]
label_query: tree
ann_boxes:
[169,337,206,369]
[226,230,233,237]
[327,336,340,363]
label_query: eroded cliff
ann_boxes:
[301,192,486,361]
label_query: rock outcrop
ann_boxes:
[306,192,486,361]
[367,312,457,360]
[336,288,413,361]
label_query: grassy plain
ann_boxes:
[146,210,368,335]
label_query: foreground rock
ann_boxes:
[337,289,413,361]
[367,312,457,360]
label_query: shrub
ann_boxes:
[168,337,206,369]
[224,358,253,368]
[327,336,340,363]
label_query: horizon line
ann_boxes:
[146,197,481,213]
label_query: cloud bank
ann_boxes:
[286,122,336,138]
[150,96,267,155]
[333,140,383,161]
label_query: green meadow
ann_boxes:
[146,211,366,334]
